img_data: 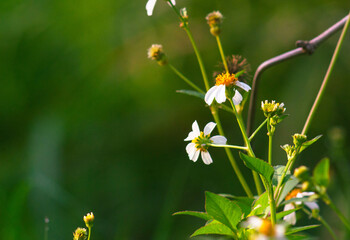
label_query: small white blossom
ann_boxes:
[146,0,176,16]
[283,191,319,225]
[184,121,227,165]
[242,217,286,240]
[204,72,251,106]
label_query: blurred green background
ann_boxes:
[0,0,349,239]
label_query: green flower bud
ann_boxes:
[281,144,295,159]
[206,11,223,36]
[301,181,312,192]
[73,228,87,240]
[84,212,94,228]
[293,133,307,147]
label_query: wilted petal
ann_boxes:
[205,85,219,105]
[210,135,227,144]
[236,81,251,92]
[146,0,157,16]
[191,150,200,162]
[283,204,296,225]
[215,84,226,103]
[232,90,243,105]
[204,122,216,135]
[201,151,213,165]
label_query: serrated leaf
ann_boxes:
[220,195,254,217]
[239,152,274,184]
[273,165,291,187]
[176,90,205,99]
[250,192,269,216]
[313,158,330,188]
[190,220,235,238]
[173,211,212,221]
[286,225,320,235]
[299,135,322,153]
[277,177,299,205]
[276,208,300,220]
[205,192,242,231]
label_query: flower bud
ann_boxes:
[294,166,310,181]
[147,44,167,66]
[206,11,223,36]
[84,212,94,228]
[293,133,307,147]
[180,8,188,20]
[301,181,312,192]
[73,228,87,240]
[281,144,295,159]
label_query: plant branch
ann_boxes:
[247,14,349,135]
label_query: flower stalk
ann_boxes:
[168,64,204,93]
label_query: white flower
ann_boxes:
[283,190,319,225]
[205,72,251,106]
[184,121,227,165]
[242,217,286,240]
[146,0,176,16]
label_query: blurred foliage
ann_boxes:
[0,0,349,239]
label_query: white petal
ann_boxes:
[204,122,216,135]
[215,84,226,103]
[201,151,213,165]
[210,135,227,144]
[275,225,286,237]
[305,201,319,210]
[186,142,196,155]
[146,0,157,16]
[191,120,200,136]
[236,81,251,91]
[299,192,315,197]
[205,86,219,105]
[243,216,262,229]
[283,204,296,225]
[184,131,197,141]
[169,0,176,5]
[232,90,243,105]
[191,150,200,162]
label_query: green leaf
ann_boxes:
[282,196,310,206]
[220,195,254,217]
[276,208,300,220]
[272,165,291,187]
[286,225,320,235]
[239,152,274,184]
[176,90,205,99]
[299,135,322,153]
[205,192,242,231]
[313,158,330,188]
[286,234,312,240]
[190,220,235,238]
[277,177,299,205]
[250,192,269,216]
[173,211,212,221]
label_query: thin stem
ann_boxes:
[216,35,229,73]
[268,184,277,226]
[302,208,338,240]
[302,13,350,135]
[88,226,92,240]
[209,143,248,151]
[248,118,268,141]
[168,64,204,93]
[229,99,263,195]
[323,194,350,231]
[267,118,273,165]
[211,106,254,198]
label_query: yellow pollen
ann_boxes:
[215,73,238,86]
[285,189,302,201]
[192,132,211,151]
[259,219,275,236]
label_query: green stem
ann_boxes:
[209,143,248,151]
[323,194,350,231]
[215,35,229,73]
[211,106,253,198]
[229,99,263,195]
[268,184,277,226]
[248,118,268,141]
[267,118,273,165]
[168,64,204,93]
[88,226,92,240]
[302,13,350,135]
[302,208,338,240]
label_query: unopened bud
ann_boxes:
[301,181,312,192]
[206,11,223,36]
[84,212,94,228]
[294,166,310,181]
[293,133,307,147]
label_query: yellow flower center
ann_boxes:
[285,188,302,201]
[259,219,275,236]
[192,132,212,151]
[215,73,238,86]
